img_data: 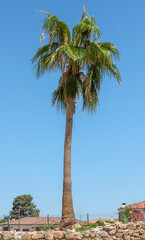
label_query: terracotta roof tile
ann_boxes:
[118,201,145,210]
[128,201,145,209]
[0,217,61,225]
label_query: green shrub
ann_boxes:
[120,207,131,224]
[37,224,54,231]
[105,220,115,224]
[75,220,104,232]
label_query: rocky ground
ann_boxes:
[1,221,145,239]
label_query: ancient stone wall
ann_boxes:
[1,221,145,240]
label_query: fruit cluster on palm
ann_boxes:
[31,7,121,226]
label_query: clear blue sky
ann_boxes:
[0,0,145,220]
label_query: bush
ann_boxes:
[120,207,131,224]
[133,210,144,222]
[105,220,115,224]
[36,224,54,231]
[75,220,104,232]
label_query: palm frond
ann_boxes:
[52,83,66,112]
[82,76,99,113]
[87,41,112,66]
[31,43,58,64]
[72,15,101,46]
[41,11,71,46]
[98,42,120,60]
[102,63,121,84]
[52,73,82,112]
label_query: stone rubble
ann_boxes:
[1,221,145,240]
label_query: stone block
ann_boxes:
[45,233,54,240]
[32,234,44,239]
[23,235,31,240]
[53,231,64,239]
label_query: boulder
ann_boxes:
[32,234,44,239]
[90,233,96,238]
[73,233,83,239]
[104,225,116,231]
[3,231,14,239]
[118,223,126,230]
[124,236,131,240]
[22,235,31,240]
[45,233,54,240]
[73,224,82,229]
[141,235,145,240]
[53,231,64,239]
[126,223,135,230]
[109,229,116,235]
[65,234,75,240]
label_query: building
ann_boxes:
[118,201,145,221]
[0,217,61,231]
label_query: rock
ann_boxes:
[109,229,116,235]
[118,223,126,230]
[14,232,23,240]
[140,229,145,235]
[65,234,75,240]
[130,237,134,240]
[45,233,54,240]
[133,232,139,237]
[32,234,44,239]
[124,237,131,240]
[54,228,60,231]
[140,222,145,230]
[90,233,96,238]
[100,231,109,238]
[22,235,31,240]
[53,231,64,239]
[73,233,83,239]
[116,232,123,238]
[126,223,135,230]
[112,237,117,240]
[104,225,116,231]
[3,231,14,239]
[118,229,125,233]
[93,227,103,233]
[84,233,90,237]
[128,230,134,236]
[73,224,82,229]
[141,234,145,240]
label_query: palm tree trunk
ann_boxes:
[62,99,75,224]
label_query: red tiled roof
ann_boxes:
[118,201,145,210]
[0,217,61,225]
[128,201,145,209]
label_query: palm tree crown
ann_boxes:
[31,8,121,113]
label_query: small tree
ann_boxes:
[120,207,131,224]
[9,194,40,219]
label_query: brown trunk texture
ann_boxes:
[62,99,75,224]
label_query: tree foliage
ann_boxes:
[9,194,40,219]
[31,7,121,113]
[0,215,9,223]
[120,207,131,224]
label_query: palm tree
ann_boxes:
[31,7,121,226]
